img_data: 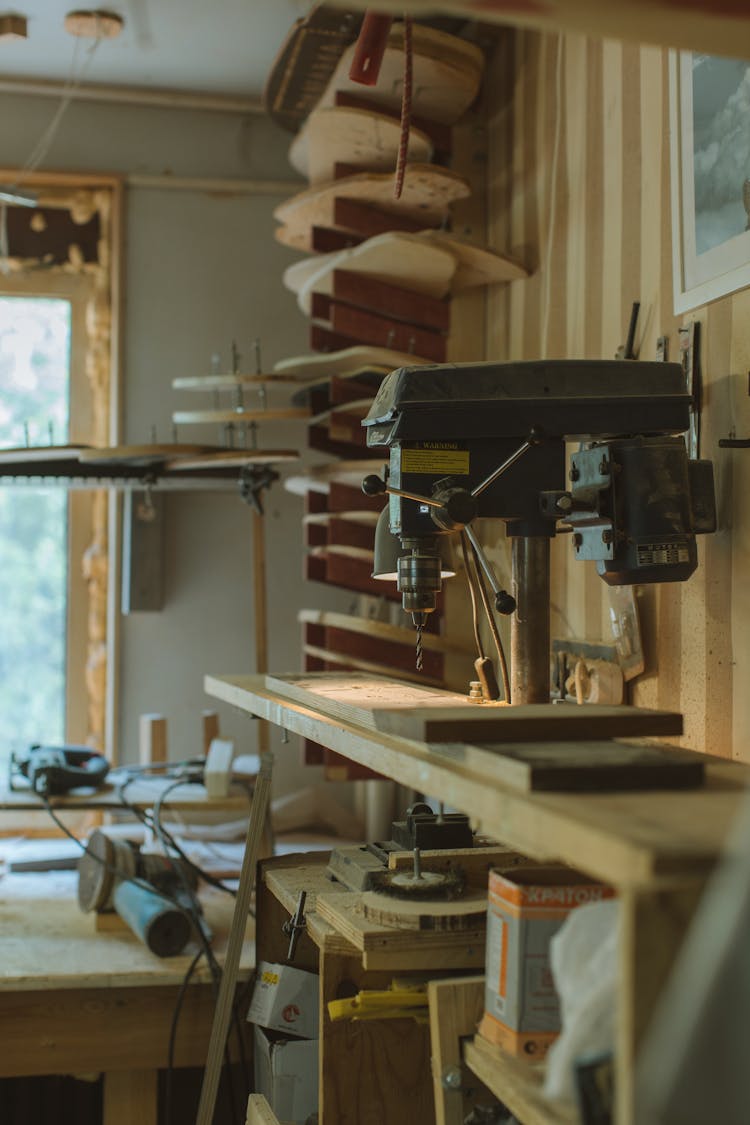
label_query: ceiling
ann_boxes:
[0,0,313,98]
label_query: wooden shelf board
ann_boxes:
[204,674,749,888]
[464,1035,578,1125]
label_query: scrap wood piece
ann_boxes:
[262,672,685,747]
[165,450,300,471]
[317,21,485,125]
[274,163,471,253]
[289,106,433,185]
[273,343,431,379]
[418,229,530,288]
[78,442,217,466]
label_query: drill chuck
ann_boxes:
[397,548,442,615]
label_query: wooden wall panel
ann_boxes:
[486,33,748,761]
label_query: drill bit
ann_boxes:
[415,620,423,671]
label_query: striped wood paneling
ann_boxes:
[486,31,747,760]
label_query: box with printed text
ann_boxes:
[246,960,319,1040]
[479,865,616,1059]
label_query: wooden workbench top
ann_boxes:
[0,871,254,992]
[207,673,750,888]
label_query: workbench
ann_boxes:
[207,672,750,1125]
[0,869,255,1125]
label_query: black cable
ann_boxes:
[471,542,512,704]
[460,531,485,661]
[165,946,204,1125]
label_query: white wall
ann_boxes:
[1,93,352,795]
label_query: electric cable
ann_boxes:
[471,542,512,704]
[460,531,485,662]
[164,946,204,1125]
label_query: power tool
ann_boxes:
[9,744,110,797]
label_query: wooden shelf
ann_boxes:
[204,673,749,888]
[464,1034,578,1125]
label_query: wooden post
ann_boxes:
[428,976,487,1125]
[103,1069,157,1125]
[201,710,220,756]
[138,713,167,766]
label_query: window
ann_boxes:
[0,173,122,781]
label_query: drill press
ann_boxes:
[361,359,716,703]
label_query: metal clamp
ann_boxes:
[282,890,307,960]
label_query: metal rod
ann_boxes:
[464,524,503,598]
[385,484,443,509]
[510,537,551,704]
[471,439,533,499]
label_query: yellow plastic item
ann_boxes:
[327,981,428,1024]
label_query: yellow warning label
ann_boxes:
[401,449,470,475]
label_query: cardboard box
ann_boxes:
[247,961,319,1040]
[253,1024,318,1125]
[479,865,615,1059]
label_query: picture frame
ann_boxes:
[669,50,750,314]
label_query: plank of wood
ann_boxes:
[165,450,300,471]
[289,106,433,185]
[387,846,531,885]
[171,407,310,424]
[464,1034,577,1125]
[0,444,90,464]
[428,977,487,1125]
[307,397,373,429]
[284,233,457,314]
[274,164,471,253]
[139,713,166,766]
[273,344,430,378]
[78,443,215,466]
[263,673,684,746]
[171,373,304,390]
[204,674,750,886]
[317,23,484,125]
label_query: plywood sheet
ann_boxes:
[289,107,433,184]
[263,673,684,746]
[274,164,471,253]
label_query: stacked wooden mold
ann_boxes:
[267,17,518,775]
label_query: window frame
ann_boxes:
[0,170,123,764]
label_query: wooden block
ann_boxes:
[428,977,487,1125]
[327,302,447,362]
[103,1070,158,1125]
[311,225,364,253]
[333,196,429,237]
[332,269,451,332]
[202,710,220,755]
[139,713,167,766]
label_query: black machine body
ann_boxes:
[10,744,110,797]
[362,359,715,588]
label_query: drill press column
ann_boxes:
[511,536,551,704]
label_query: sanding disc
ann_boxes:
[359,887,488,931]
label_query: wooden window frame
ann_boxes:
[0,170,123,761]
